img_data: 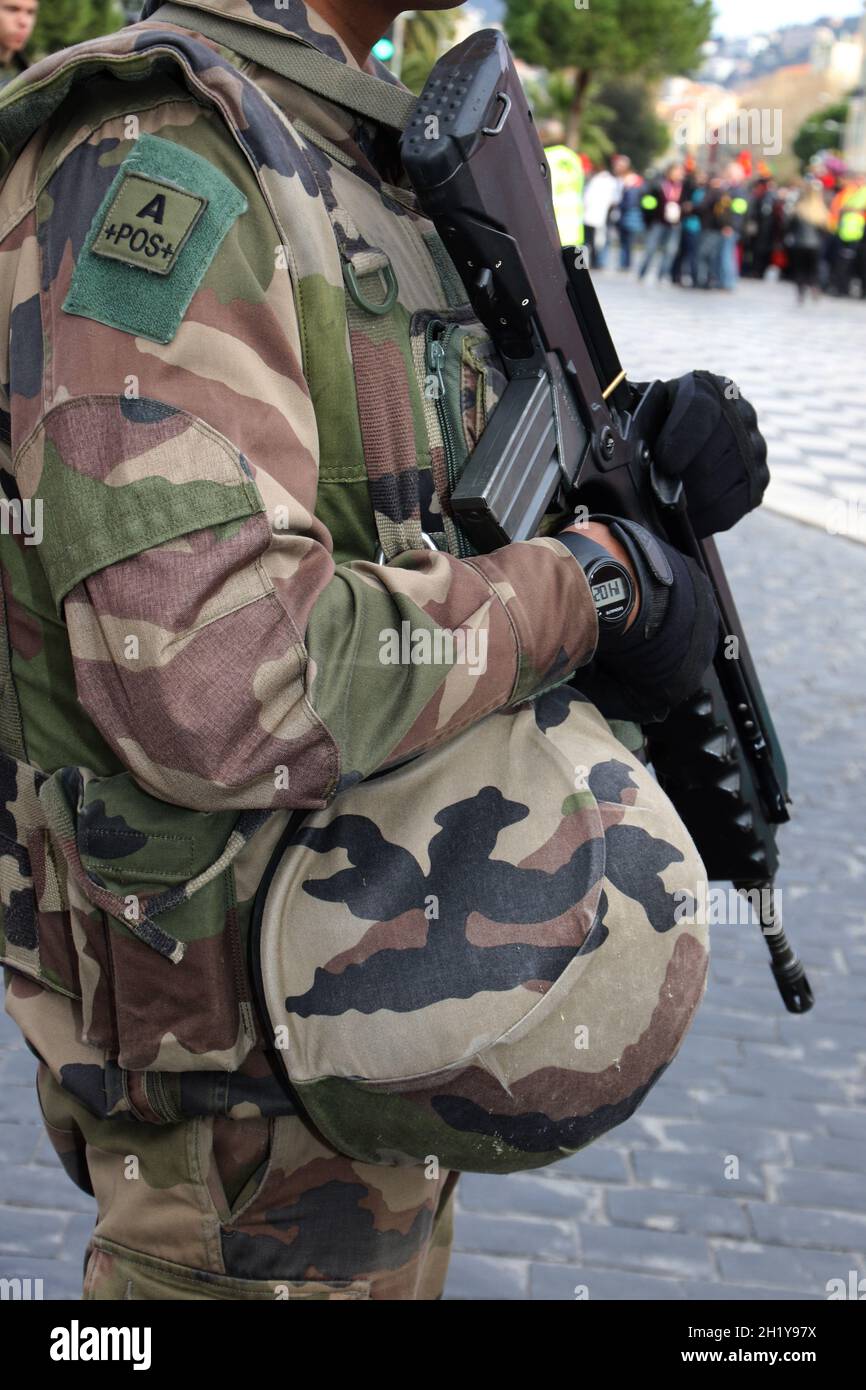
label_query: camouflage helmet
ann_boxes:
[256,691,709,1174]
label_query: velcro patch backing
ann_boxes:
[63,133,248,344]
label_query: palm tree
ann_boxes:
[401,10,459,94]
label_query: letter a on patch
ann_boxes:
[64,132,248,345]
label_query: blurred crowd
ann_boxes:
[540,119,866,303]
[2,4,865,307]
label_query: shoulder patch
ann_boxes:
[63,133,248,344]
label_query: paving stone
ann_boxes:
[716,1065,850,1104]
[0,1051,37,1086]
[530,1263,687,1301]
[0,1206,69,1260]
[747,1202,866,1251]
[713,1243,860,1294]
[690,1008,780,1043]
[442,1253,528,1301]
[632,1149,767,1198]
[769,1168,865,1213]
[686,1281,823,1301]
[816,1108,866,1142]
[607,1188,750,1239]
[544,1146,630,1184]
[789,1135,866,1173]
[456,1173,595,1222]
[0,1088,45,1123]
[690,1092,825,1132]
[57,1212,93,1270]
[0,1166,98,1215]
[0,1122,41,1166]
[578,1223,714,1280]
[632,1084,698,1119]
[0,1256,85,1302]
[644,1120,789,1163]
[453,1212,577,1262]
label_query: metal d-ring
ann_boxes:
[376,531,440,566]
[483,92,512,137]
[343,260,399,316]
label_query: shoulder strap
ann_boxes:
[0,566,27,762]
[150,3,416,132]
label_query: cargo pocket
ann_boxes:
[35,1060,94,1196]
[0,752,80,999]
[0,826,38,964]
[84,1238,372,1301]
[411,309,508,560]
[47,768,264,1075]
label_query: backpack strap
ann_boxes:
[149,3,417,132]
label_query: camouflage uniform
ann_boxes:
[0,0,709,1300]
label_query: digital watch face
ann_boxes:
[589,561,634,626]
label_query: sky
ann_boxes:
[711,0,864,37]
[475,1,866,40]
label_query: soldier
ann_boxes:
[0,1,768,1300]
[0,0,36,90]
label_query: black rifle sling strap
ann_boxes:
[149,4,417,132]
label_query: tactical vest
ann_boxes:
[839,187,866,244]
[544,144,585,247]
[0,16,709,1174]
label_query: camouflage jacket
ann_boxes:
[0,3,708,1165]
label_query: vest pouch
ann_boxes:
[410,309,508,559]
[0,751,80,1000]
[49,767,259,1073]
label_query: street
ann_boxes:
[1,275,865,1301]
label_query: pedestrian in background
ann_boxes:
[785,180,829,304]
[696,175,725,289]
[673,168,707,287]
[0,0,36,88]
[616,163,644,271]
[582,158,621,269]
[741,173,777,280]
[832,172,866,299]
[539,118,585,249]
[638,162,684,282]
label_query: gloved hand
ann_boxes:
[639,371,770,539]
[560,515,720,723]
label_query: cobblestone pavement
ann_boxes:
[1,277,864,1302]
[598,273,866,546]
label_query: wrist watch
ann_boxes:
[556,527,637,642]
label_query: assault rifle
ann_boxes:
[401,30,812,1013]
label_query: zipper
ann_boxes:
[425,317,473,560]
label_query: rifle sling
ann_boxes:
[149,3,417,132]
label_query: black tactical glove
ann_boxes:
[638,371,770,539]
[562,516,720,723]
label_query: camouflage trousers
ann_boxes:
[35,1061,457,1301]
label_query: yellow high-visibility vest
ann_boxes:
[544,144,585,246]
[839,186,866,244]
